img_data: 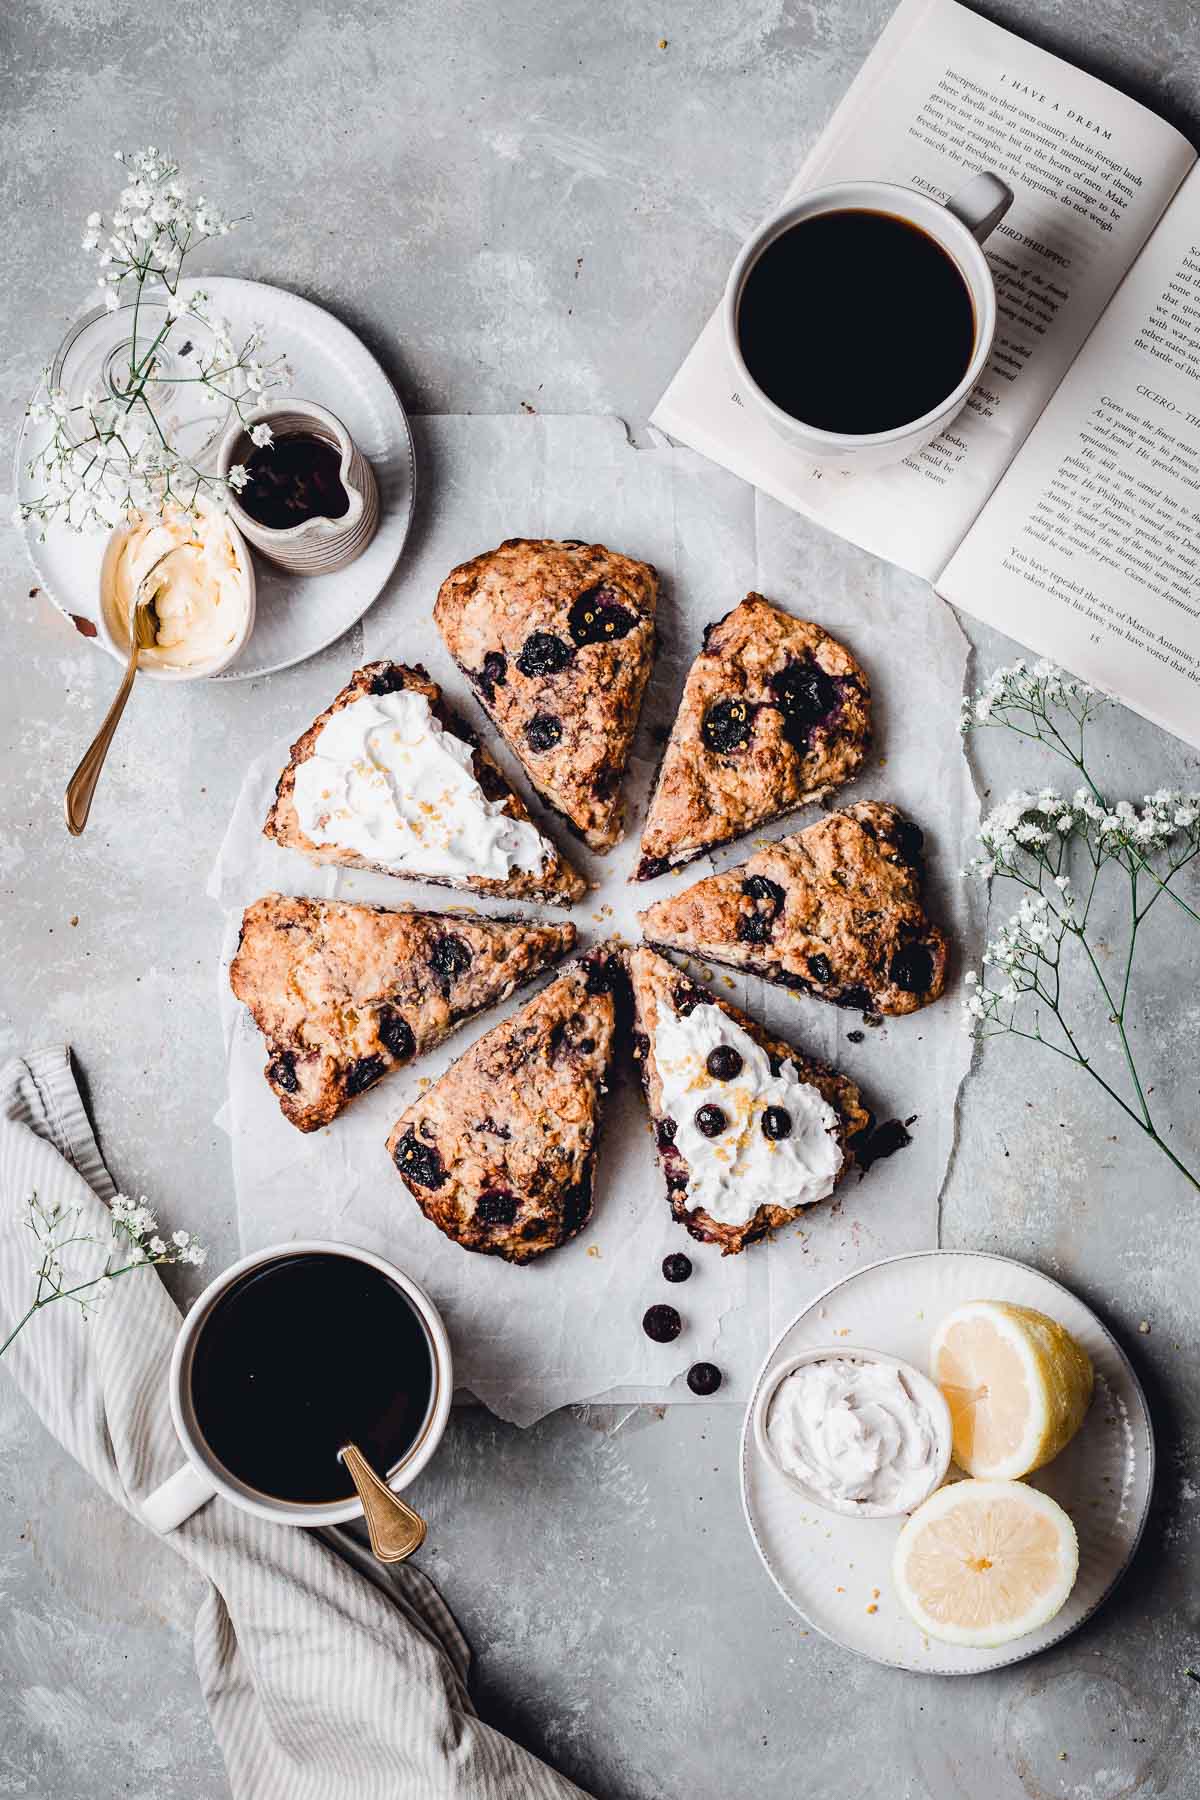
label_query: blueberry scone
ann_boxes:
[639,803,948,1015]
[386,945,623,1262]
[265,661,586,906]
[230,894,576,1131]
[626,947,870,1255]
[434,538,658,850]
[636,596,871,879]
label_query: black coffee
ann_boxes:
[240,433,350,528]
[190,1253,433,1505]
[736,209,975,435]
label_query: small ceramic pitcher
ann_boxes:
[217,399,379,575]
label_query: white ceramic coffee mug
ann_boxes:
[723,172,1013,471]
[142,1239,453,1532]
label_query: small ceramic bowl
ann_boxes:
[752,1344,953,1521]
[97,510,256,682]
[217,399,380,575]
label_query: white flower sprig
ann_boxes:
[15,147,289,538]
[961,663,1200,1195]
[1,1188,207,1359]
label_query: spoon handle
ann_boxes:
[64,649,139,836]
[339,1442,427,1563]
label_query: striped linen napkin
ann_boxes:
[0,1047,593,1800]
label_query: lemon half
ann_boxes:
[893,1477,1079,1647]
[931,1299,1094,1480]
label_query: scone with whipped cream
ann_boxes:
[230,893,577,1131]
[636,596,871,879]
[386,945,623,1262]
[265,661,586,905]
[434,538,658,850]
[626,946,870,1254]
[639,802,948,1015]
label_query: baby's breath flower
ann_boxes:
[249,421,273,447]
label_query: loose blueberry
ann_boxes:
[687,1361,722,1396]
[643,1303,682,1343]
[662,1252,692,1283]
[345,1054,386,1096]
[890,942,935,994]
[761,1106,792,1140]
[525,712,563,752]
[378,1006,415,1062]
[568,585,637,646]
[706,1045,743,1081]
[701,698,752,754]
[393,1131,446,1189]
[268,1051,300,1093]
[806,952,834,985]
[695,1103,727,1137]
[516,631,573,677]
[476,1189,518,1226]
[431,935,472,988]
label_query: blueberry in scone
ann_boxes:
[264,660,586,906]
[230,894,577,1132]
[433,538,659,851]
[635,596,871,878]
[385,944,623,1262]
[639,802,948,1015]
[626,946,870,1255]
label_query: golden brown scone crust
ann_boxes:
[626,946,870,1255]
[636,596,871,877]
[386,945,623,1263]
[264,660,586,906]
[434,538,658,850]
[230,893,576,1132]
[639,803,948,1016]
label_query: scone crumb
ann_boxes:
[866,1604,878,1615]
[587,1245,602,1259]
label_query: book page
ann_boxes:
[651,0,1193,581]
[941,162,1200,749]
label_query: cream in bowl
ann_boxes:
[754,1347,952,1519]
[100,505,255,680]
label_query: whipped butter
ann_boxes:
[653,1002,842,1225]
[766,1357,945,1512]
[291,689,553,882]
[112,508,247,669]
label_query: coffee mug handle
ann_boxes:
[142,1462,217,1533]
[945,172,1013,244]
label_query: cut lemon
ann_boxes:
[892,1478,1079,1647]
[930,1299,1093,1480]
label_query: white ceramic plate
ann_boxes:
[740,1251,1153,1674]
[15,276,416,680]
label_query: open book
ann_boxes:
[653,0,1200,748]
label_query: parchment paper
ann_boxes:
[210,415,978,1426]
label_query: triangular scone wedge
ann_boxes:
[640,803,948,1016]
[434,538,658,850]
[386,944,624,1263]
[636,596,871,879]
[265,661,586,906]
[626,947,870,1255]
[230,894,576,1132]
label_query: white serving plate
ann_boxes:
[740,1250,1153,1674]
[15,276,416,680]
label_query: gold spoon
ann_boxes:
[338,1443,427,1563]
[64,549,174,836]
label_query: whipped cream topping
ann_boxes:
[112,507,247,670]
[652,1002,842,1226]
[291,689,552,882]
[766,1357,945,1512]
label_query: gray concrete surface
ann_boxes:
[2,2,1200,1796]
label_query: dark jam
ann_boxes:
[240,433,351,528]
